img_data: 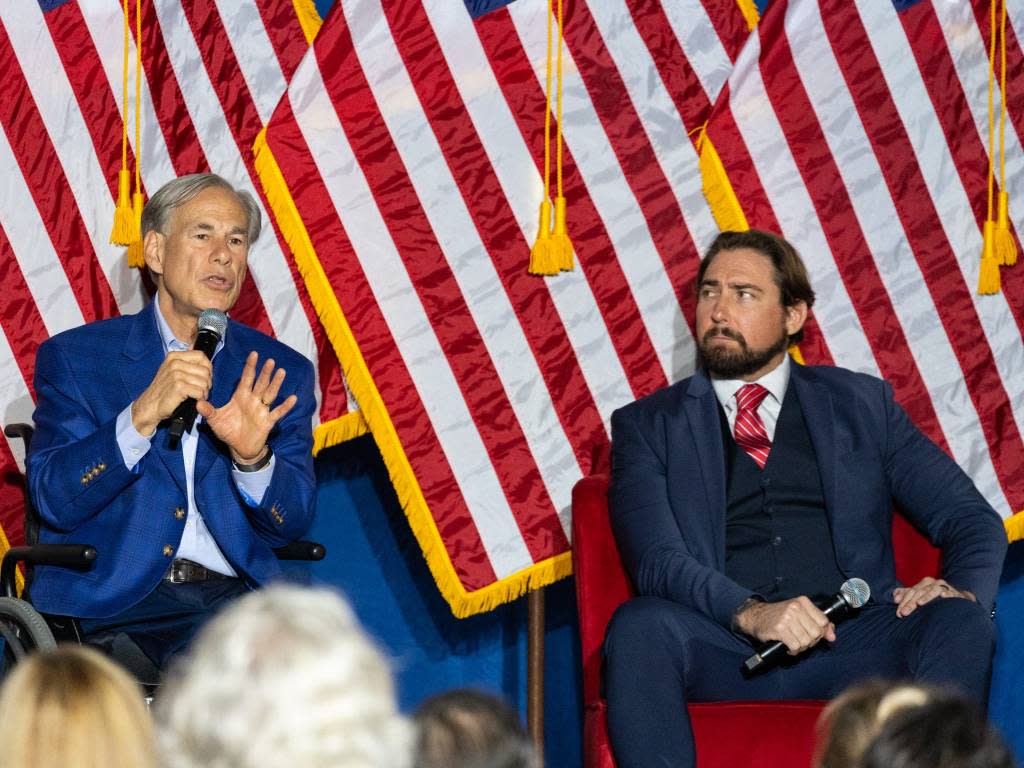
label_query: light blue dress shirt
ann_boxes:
[114,302,275,575]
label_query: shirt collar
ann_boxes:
[153,299,227,357]
[710,354,791,413]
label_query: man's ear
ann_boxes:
[143,230,164,276]
[785,300,808,338]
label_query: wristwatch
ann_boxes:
[233,445,273,472]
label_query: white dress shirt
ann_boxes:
[710,354,791,442]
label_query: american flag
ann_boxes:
[0,0,351,555]
[257,0,756,617]
[704,0,1024,521]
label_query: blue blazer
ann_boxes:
[27,302,317,619]
[609,363,1006,628]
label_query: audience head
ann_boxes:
[816,680,935,768]
[156,585,411,768]
[859,694,1014,768]
[0,645,156,768]
[413,689,538,768]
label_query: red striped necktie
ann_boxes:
[734,383,772,469]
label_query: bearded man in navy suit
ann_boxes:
[27,173,316,670]
[604,230,1006,768]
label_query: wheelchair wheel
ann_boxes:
[0,596,57,676]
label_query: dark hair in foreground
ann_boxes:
[859,694,1014,768]
[413,689,538,768]
[699,229,816,344]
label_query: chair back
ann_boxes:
[570,473,941,708]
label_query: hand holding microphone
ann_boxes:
[741,578,871,675]
[130,309,226,446]
[166,309,228,449]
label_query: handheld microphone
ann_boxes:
[167,309,228,450]
[743,578,870,675]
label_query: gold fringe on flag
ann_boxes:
[1005,509,1024,543]
[529,0,574,275]
[110,0,135,247]
[126,0,146,268]
[979,0,1019,291]
[696,124,749,233]
[734,0,760,32]
[253,129,572,616]
[994,0,1017,267]
[292,0,323,45]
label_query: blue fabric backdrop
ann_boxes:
[282,437,582,767]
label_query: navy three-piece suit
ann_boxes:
[605,362,1006,768]
[26,301,316,621]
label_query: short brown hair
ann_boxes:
[698,230,816,344]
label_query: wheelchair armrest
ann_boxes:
[1,545,97,598]
[4,423,33,451]
[272,540,326,561]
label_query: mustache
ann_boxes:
[702,327,746,345]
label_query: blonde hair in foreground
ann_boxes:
[0,645,156,768]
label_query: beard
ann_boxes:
[698,324,790,379]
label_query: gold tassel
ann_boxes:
[995,191,1017,266]
[110,168,135,245]
[126,191,146,268]
[529,199,558,275]
[979,220,1001,295]
[551,195,574,271]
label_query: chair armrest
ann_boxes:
[1,545,97,597]
[273,540,326,561]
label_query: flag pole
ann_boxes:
[528,585,546,766]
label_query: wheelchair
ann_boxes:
[0,423,325,684]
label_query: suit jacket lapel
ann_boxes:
[683,371,728,565]
[790,364,839,529]
[119,303,187,497]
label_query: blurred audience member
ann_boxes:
[413,688,538,768]
[156,585,410,768]
[0,645,156,768]
[815,680,933,768]
[860,694,1014,768]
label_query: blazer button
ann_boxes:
[163,544,174,557]
[174,507,186,520]
[97,462,106,472]
[81,476,89,485]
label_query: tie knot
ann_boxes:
[735,383,770,414]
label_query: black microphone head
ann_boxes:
[197,309,228,339]
[840,578,871,609]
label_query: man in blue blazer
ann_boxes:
[605,230,1006,768]
[27,174,316,669]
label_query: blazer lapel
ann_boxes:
[682,372,728,565]
[790,365,839,529]
[119,303,187,497]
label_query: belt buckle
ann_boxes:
[168,559,203,583]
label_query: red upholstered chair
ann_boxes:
[572,473,940,768]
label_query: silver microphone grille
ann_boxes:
[840,578,871,609]
[197,309,228,338]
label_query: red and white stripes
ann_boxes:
[262,0,752,613]
[708,0,1024,518]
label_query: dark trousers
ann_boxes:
[78,579,249,671]
[604,596,995,768]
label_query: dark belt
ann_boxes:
[165,558,235,584]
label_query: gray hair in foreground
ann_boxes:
[155,585,412,768]
[141,173,261,245]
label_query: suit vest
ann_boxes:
[720,384,845,601]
